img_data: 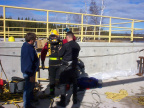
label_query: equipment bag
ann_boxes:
[12,76,24,82]
[10,82,17,93]
[10,77,25,94]
[77,77,102,89]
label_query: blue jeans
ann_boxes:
[23,73,35,108]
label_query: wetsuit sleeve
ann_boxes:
[41,42,48,61]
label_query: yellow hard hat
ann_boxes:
[8,36,15,42]
[50,29,59,36]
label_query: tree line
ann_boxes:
[0,15,67,32]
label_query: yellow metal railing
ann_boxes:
[0,5,144,42]
[35,53,49,83]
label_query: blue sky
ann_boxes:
[0,0,144,19]
[0,0,144,33]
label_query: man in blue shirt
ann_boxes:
[21,33,39,108]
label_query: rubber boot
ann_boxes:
[57,95,66,107]
[48,85,55,96]
[73,94,77,104]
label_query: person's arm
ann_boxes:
[41,42,48,69]
[41,42,48,61]
[58,44,67,57]
[28,48,39,80]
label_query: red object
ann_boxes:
[66,84,70,91]
[62,39,68,45]
[0,79,4,88]
[62,36,76,45]
[86,88,90,90]
[41,42,48,61]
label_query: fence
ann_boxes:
[0,5,144,42]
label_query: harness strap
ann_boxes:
[49,57,62,60]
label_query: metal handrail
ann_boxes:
[0,5,144,42]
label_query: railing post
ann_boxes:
[47,11,49,38]
[62,25,63,39]
[3,6,6,42]
[131,20,134,42]
[109,17,112,43]
[36,28,38,38]
[94,26,96,40]
[72,28,74,33]
[22,28,24,38]
[8,27,9,38]
[36,28,37,34]
[81,14,83,42]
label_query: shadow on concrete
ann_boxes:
[103,76,144,87]
[118,84,144,108]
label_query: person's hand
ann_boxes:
[30,75,35,82]
[41,61,45,70]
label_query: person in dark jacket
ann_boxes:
[21,33,39,108]
[57,32,80,107]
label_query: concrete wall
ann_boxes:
[0,42,144,80]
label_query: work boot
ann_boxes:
[48,85,55,97]
[73,95,78,104]
[57,95,66,107]
[22,105,36,108]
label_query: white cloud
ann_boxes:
[104,0,144,20]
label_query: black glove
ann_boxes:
[41,61,45,70]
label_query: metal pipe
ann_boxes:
[109,17,111,43]
[81,14,83,42]
[3,6,6,42]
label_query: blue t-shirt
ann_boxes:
[21,42,39,77]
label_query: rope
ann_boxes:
[0,61,22,108]
[0,101,21,108]
[0,89,23,108]
[79,90,102,108]
[0,60,9,82]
